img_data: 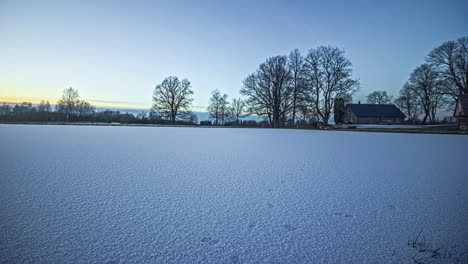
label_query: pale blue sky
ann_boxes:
[1,0,467,110]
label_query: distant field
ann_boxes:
[1,125,467,263]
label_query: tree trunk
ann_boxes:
[292,95,297,127]
[422,112,429,125]
[322,114,329,127]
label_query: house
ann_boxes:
[453,94,468,130]
[344,103,405,124]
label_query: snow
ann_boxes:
[1,124,467,263]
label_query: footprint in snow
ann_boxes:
[231,255,240,264]
[248,222,257,229]
[283,224,297,231]
[335,212,353,218]
[201,237,219,245]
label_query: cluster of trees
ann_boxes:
[0,87,97,122]
[0,101,52,122]
[240,46,359,127]
[362,36,467,125]
[55,87,95,121]
[150,76,250,126]
[206,90,246,125]
[395,36,467,124]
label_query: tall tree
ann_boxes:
[406,64,444,124]
[152,76,194,123]
[207,89,229,125]
[228,98,246,124]
[288,49,306,126]
[427,36,468,98]
[394,83,420,123]
[37,100,52,121]
[241,55,293,128]
[56,87,80,121]
[303,46,359,126]
[37,100,51,112]
[366,91,393,104]
[0,103,10,117]
[76,100,95,118]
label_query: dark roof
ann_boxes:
[346,104,405,118]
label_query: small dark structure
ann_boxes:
[453,94,468,130]
[344,103,405,124]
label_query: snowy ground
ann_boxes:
[1,124,467,263]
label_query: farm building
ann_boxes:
[344,103,405,124]
[453,94,468,130]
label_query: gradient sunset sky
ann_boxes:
[1,0,467,111]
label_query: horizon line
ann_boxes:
[0,96,208,112]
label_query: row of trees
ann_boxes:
[206,90,246,125]
[240,46,359,127]
[0,87,96,122]
[150,76,249,126]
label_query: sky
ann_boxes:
[1,0,467,111]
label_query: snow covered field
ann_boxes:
[1,124,467,263]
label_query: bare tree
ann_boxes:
[288,49,306,126]
[427,36,468,99]
[241,56,293,128]
[228,98,246,124]
[407,64,445,124]
[394,83,420,123]
[0,103,10,117]
[76,100,95,118]
[207,89,229,125]
[303,46,359,126]
[56,87,80,121]
[152,76,194,123]
[366,91,393,104]
[37,100,52,121]
[37,100,51,112]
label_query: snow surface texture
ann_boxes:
[1,124,467,263]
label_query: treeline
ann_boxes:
[0,87,200,125]
[0,87,99,122]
